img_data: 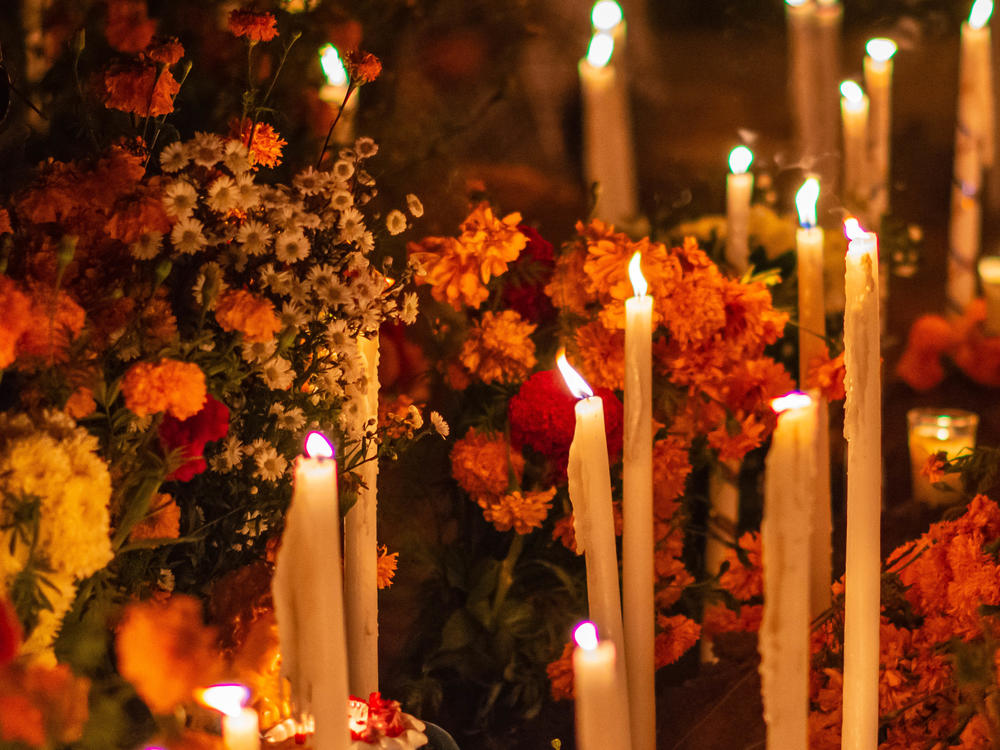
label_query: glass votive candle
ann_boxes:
[978,256,1000,335]
[907,408,979,506]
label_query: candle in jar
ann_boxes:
[572,622,631,750]
[760,392,817,750]
[785,0,818,162]
[272,432,350,750]
[622,253,654,750]
[841,218,881,750]
[907,409,979,506]
[840,81,869,212]
[726,146,755,273]
[579,32,638,226]
[864,38,898,221]
[319,44,357,144]
[200,685,260,750]
[979,256,1000,334]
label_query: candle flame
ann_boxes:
[320,44,348,88]
[591,0,623,31]
[304,431,335,459]
[200,684,250,717]
[628,252,647,297]
[586,33,615,68]
[728,145,753,175]
[839,80,864,104]
[771,391,813,414]
[971,0,994,29]
[785,0,809,6]
[795,177,820,228]
[865,38,898,62]
[979,256,1000,282]
[573,621,599,650]
[843,217,867,240]
[936,427,951,440]
[556,349,594,399]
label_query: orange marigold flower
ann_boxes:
[0,276,33,368]
[0,208,12,235]
[130,493,181,542]
[0,693,44,747]
[653,436,692,516]
[227,8,278,42]
[235,122,287,169]
[459,310,537,385]
[895,314,958,391]
[17,285,86,367]
[214,289,281,343]
[546,641,575,701]
[105,0,156,54]
[116,595,223,715]
[106,187,172,244]
[121,358,207,420]
[545,245,591,316]
[0,662,90,746]
[702,602,763,637]
[480,487,556,534]
[450,427,524,502]
[65,387,96,419]
[654,614,701,668]
[719,531,762,600]
[345,50,382,84]
[552,513,576,553]
[377,545,398,589]
[574,321,625,390]
[920,452,947,486]
[147,36,185,66]
[806,347,846,402]
[103,61,179,117]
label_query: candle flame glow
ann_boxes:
[970,0,994,29]
[840,80,865,104]
[304,431,335,459]
[979,256,1000,282]
[785,0,809,6]
[936,427,951,440]
[320,44,348,88]
[865,38,898,62]
[556,349,594,399]
[199,684,250,717]
[628,252,647,297]
[795,177,820,228]
[771,391,813,414]
[573,621,600,650]
[586,33,615,68]
[728,145,753,175]
[591,0,623,31]
[843,217,869,240]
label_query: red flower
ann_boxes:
[102,61,179,117]
[502,224,557,323]
[508,369,623,479]
[345,50,382,83]
[227,8,278,43]
[105,0,157,54]
[0,597,21,666]
[159,394,229,481]
[147,36,185,66]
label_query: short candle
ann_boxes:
[907,409,979,506]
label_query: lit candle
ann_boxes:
[906,408,979,505]
[841,218,881,750]
[840,81,869,212]
[794,178,832,616]
[344,335,380,695]
[578,32,639,226]
[726,145,755,273]
[572,622,631,750]
[559,350,630,746]
[864,38,898,221]
[979,256,1000,334]
[591,1,625,58]
[319,44,356,144]
[201,684,260,750]
[760,392,817,750]
[948,0,994,314]
[785,0,818,161]
[272,432,350,750]
[622,253,654,750]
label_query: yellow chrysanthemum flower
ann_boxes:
[459,310,537,385]
[479,487,556,534]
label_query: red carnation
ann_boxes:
[509,369,623,479]
[502,224,557,323]
[159,394,229,481]
[0,597,21,666]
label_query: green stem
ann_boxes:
[491,533,525,622]
[315,82,356,168]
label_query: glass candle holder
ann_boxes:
[907,408,979,506]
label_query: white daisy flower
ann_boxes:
[286,275,310,305]
[279,301,308,330]
[253,443,289,482]
[210,434,246,471]
[406,193,424,218]
[130,231,163,260]
[189,132,224,167]
[339,207,365,243]
[234,173,261,210]
[163,179,198,219]
[356,231,375,255]
[385,209,407,236]
[332,159,355,182]
[158,568,176,592]
[356,169,375,187]
[260,263,291,295]
[159,141,189,172]
[325,318,351,352]
[294,167,323,195]
[406,404,424,430]
[170,217,208,255]
[338,147,357,162]
[316,366,346,399]
[241,339,277,364]
[207,175,239,214]
[269,403,307,432]
[430,411,449,438]
[223,140,253,175]
[274,230,310,263]
[329,189,353,211]
[400,292,419,324]
[354,137,378,159]
[245,437,268,457]
[260,356,295,390]
[237,220,272,256]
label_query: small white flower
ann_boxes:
[260,356,295,390]
[237,220,273,256]
[354,137,378,159]
[386,209,407,236]
[192,262,226,309]
[241,339,277,364]
[158,568,176,592]
[160,141,189,172]
[332,159,355,182]
[163,179,198,219]
[329,189,354,211]
[405,193,424,218]
[245,437,268,457]
[294,167,323,195]
[339,207,365,243]
[234,172,261,210]
[170,217,208,255]
[260,263,291,295]
[189,132,224,167]
[338,147,357,162]
[130,231,163,260]
[357,231,375,254]
[400,292,419,324]
[223,140,253,175]
[207,175,239,214]
[430,411,449,438]
[279,301,308,330]
[211,434,246,471]
[286,275,310,305]
[406,404,424,430]
[274,230,311,263]
[269,403,307,432]
[325,318,351,352]
[253,443,289,483]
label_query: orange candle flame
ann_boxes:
[199,684,250,717]
[556,349,594,399]
[574,621,600,650]
[771,391,813,414]
[304,431,335,459]
[628,252,647,297]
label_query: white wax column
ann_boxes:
[579,35,639,226]
[703,459,740,663]
[863,41,896,220]
[840,83,870,211]
[623,284,653,750]
[344,335,380,696]
[963,10,995,168]
[814,1,844,189]
[572,630,631,750]
[979,256,1000,334]
[786,1,819,160]
[272,446,350,750]
[841,227,881,750]
[222,708,260,750]
[726,147,755,273]
[760,393,817,750]
[796,225,826,384]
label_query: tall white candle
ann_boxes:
[840,81,870,213]
[841,219,881,750]
[786,0,819,162]
[814,0,843,191]
[622,253,654,750]
[200,685,260,750]
[572,622,631,750]
[760,392,817,750]
[591,1,626,61]
[726,146,755,273]
[794,178,832,616]
[863,38,898,221]
[579,32,638,226]
[979,256,1000,334]
[344,335,380,696]
[272,433,350,750]
[703,459,740,663]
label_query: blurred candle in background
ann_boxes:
[979,256,1000,333]
[864,38,897,221]
[840,80,869,213]
[726,145,755,273]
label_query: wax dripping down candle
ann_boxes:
[572,622,631,750]
[726,145,755,273]
[200,684,260,750]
